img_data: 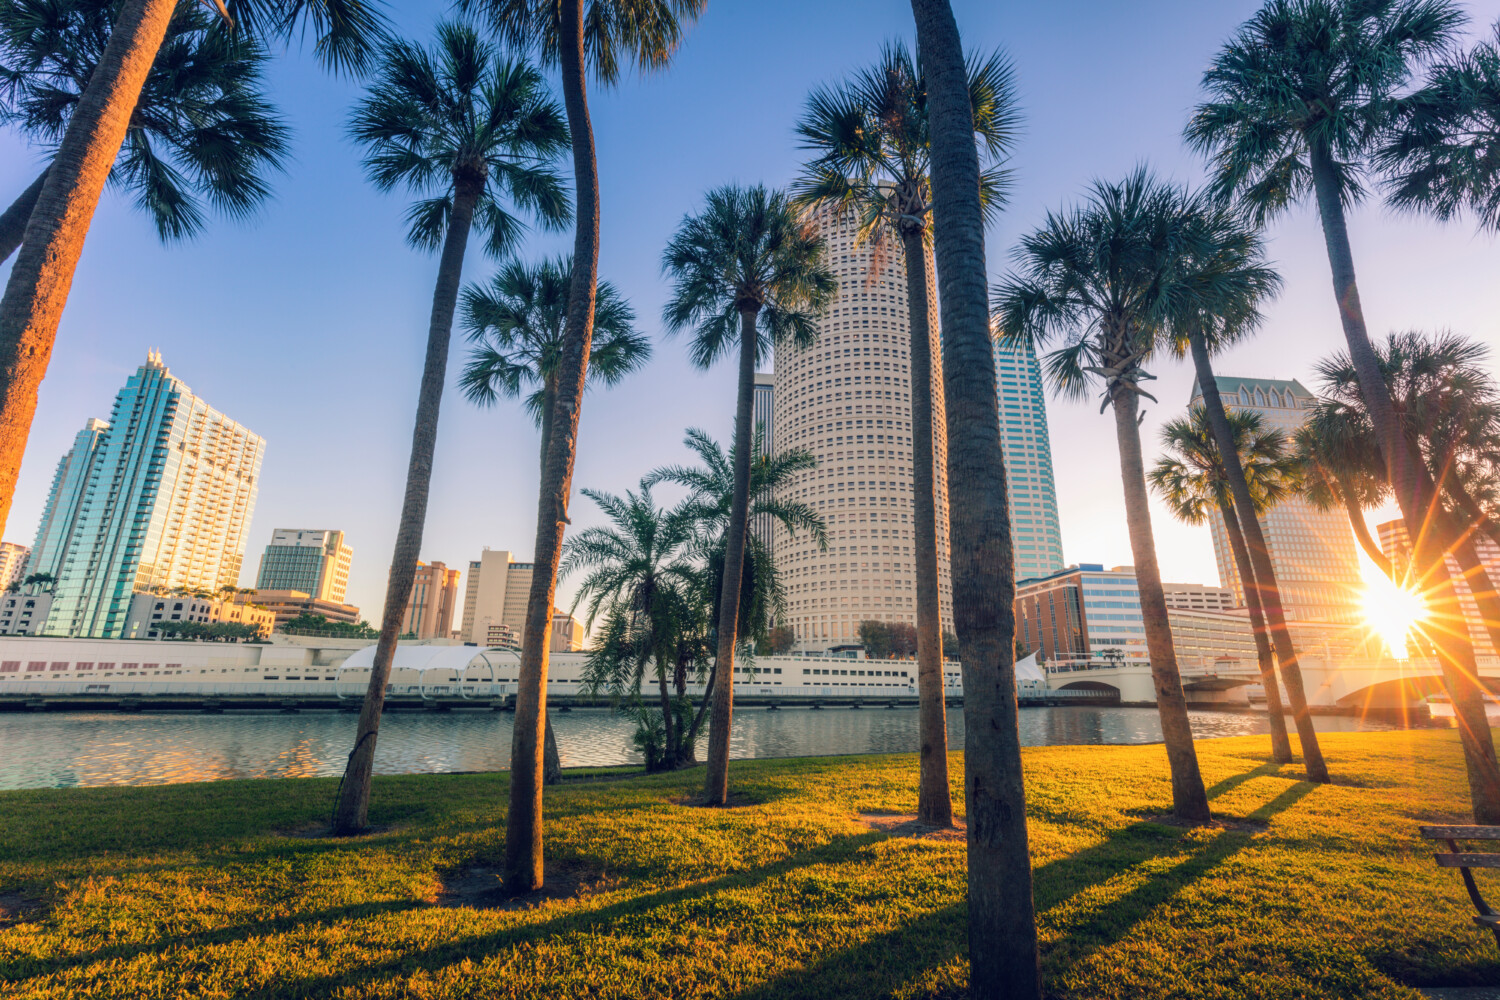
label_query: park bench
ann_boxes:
[1421,825,1500,948]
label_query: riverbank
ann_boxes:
[1,730,1494,998]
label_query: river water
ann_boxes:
[0,706,1404,790]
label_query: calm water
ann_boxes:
[0,706,1399,790]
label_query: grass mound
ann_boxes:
[0,730,1495,998]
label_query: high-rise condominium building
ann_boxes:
[26,417,109,582]
[1378,519,1500,657]
[1191,376,1363,623]
[0,542,29,589]
[460,549,534,644]
[772,206,953,648]
[402,560,460,639]
[993,335,1064,580]
[255,528,352,603]
[43,352,265,638]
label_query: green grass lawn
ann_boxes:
[0,729,1496,998]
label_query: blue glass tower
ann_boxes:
[993,336,1064,581]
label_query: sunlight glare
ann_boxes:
[1360,569,1427,660]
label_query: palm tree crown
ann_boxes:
[459,254,648,421]
[661,184,836,365]
[348,22,571,258]
[0,0,290,242]
[1378,23,1500,232]
[1185,0,1464,223]
[1150,407,1299,525]
[791,39,1017,247]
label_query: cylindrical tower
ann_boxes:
[772,208,953,650]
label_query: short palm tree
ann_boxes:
[792,39,1017,829]
[1378,22,1500,233]
[459,253,648,785]
[460,254,650,480]
[1311,330,1500,819]
[0,0,385,543]
[333,24,570,836]
[661,183,835,806]
[1185,0,1500,808]
[1168,200,1328,780]
[562,482,702,769]
[456,0,706,895]
[1149,407,1298,764]
[993,168,1211,823]
[907,1,1041,988]
[647,426,828,715]
[0,0,289,262]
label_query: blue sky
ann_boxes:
[3,0,1499,622]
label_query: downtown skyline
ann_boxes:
[2,0,1498,622]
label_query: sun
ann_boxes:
[1360,569,1428,660]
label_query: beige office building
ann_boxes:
[402,561,460,640]
[1191,376,1363,623]
[773,206,953,649]
[255,529,352,603]
[551,610,585,652]
[461,549,535,644]
[1378,519,1500,657]
[1162,583,1237,613]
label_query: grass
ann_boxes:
[0,729,1496,998]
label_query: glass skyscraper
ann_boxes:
[993,336,1064,581]
[43,352,266,637]
[25,417,109,581]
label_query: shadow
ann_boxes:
[1205,759,1287,801]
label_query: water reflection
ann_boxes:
[0,706,1397,790]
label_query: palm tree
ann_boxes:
[1294,416,1393,577]
[460,253,648,783]
[1169,201,1327,781]
[332,25,570,836]
[562,482,702,768]
[1185,0,1500,815]
[1149,407,1297,764]
[1310,331,1500,820]
[1378,22,1500,233]
[994,168,1211,823]
[662,183,835,806]
[457,0,706,896]
[0,0,290,262]
[648,426,828,735]
[792,39,1018,829]
[907,1,1041,993]
[0,0,384,542]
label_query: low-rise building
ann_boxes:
[1161,583,1236,613]
[0,589,53,635]
[233,589,362,629]
[125,592,275,640]
[1014,564,1146,667]
[1168,606,1386,672]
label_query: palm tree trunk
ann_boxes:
[1188,333,1324,780]
[1217,501,1293,762]
[535,382,563,787]
[1341,483,1393,578]
[333,178,481,835]
[704,306,758,805]
[1111,387,1211,822]
[899,224,952,828]
[909,1,1040,995]
[0,168,49,265]
[0,0,175,539]
[1309,141,1500,821]
[657,656,676,769]
[505,0,600,893]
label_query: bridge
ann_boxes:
[1044,654,1500,711]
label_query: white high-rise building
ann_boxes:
[1191,376,1363,623]
[993,336,1064,580]
[772,207,953,649]
[43,352,265,638]
[0,542,29,590]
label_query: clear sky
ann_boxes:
[3,0,1498,623]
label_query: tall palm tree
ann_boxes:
[458,0,706,896]
[562,482,702,768]
[1378,22,1500,233]
[1184,0,1500,817]
[0,0,385,542]
[994,168,1211,823]
[1149,407,1297,763]
[1170,200,1327,781]
[661,183,835,806]
[792,39,1018,829]
[460,253,648,784]
[0,0,289,262]
[332,25,570,835]
[907,1,1040,994]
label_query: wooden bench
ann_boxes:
[1422,825,1500,948]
